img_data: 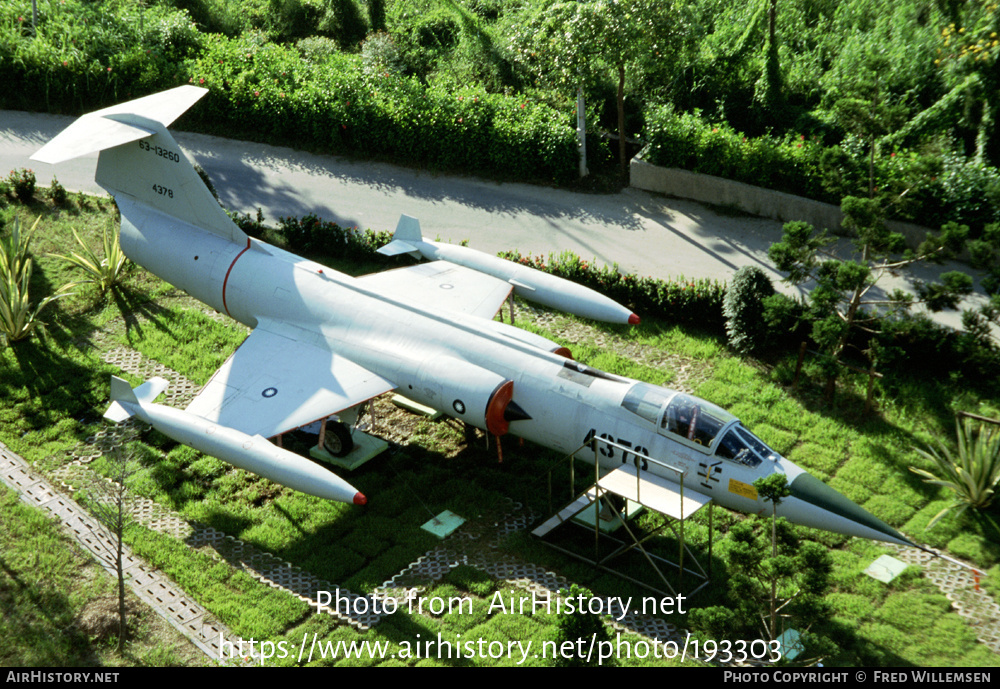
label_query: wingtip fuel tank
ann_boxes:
[105,376,366,506]
[379,215,640,325]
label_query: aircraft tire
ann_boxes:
[323,421,354,457]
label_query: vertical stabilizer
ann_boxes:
[31,86,248,246]
[394,215,423,243]
[376,214,424,258]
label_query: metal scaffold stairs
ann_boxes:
[532,489,600,539]
[535,438,714,598]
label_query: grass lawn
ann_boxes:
[2,194,1000,666]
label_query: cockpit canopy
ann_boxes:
[620,383,780,467]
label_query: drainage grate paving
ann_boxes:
[0,441,250,664]
[887,542,1000,654]
[376,501,693,649]
[101,347,201,408]
[52,431,386,631]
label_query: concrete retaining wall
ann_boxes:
[629,152,932,250]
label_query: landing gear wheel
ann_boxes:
[323,421,354,457]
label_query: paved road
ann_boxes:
[0,109,987,330]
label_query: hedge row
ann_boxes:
[237,209,729,333]
[183,33,577,181]
[0,0,577,183]
[643,105,1000,233]
[497,250,728,335]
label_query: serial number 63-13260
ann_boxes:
[138,140,180,163]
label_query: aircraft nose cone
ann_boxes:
[788,473,914,547]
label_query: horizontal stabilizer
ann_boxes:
[105,376,169,423]
[377,214,425,258]
[32,85,248,247]
[376,239,419,257]
[31,87,207,164]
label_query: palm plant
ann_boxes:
[910,417,1000,533]
[49,221,129,296]
[0,216,71,345]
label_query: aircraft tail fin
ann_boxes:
[31,86,247,246]
[377,214,424,258]
[105,376,169,423]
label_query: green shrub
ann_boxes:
[553,585,613,667]
[643,105,1000,233]
[48,221,130,297]
[723,265,776,355]
[0,216,71,345]
[321,0,368,49]
[368,0,386,32]
[46,177,68,207]
[910,418,1000,535]
[183,34,576,181]
[279,214,392,259]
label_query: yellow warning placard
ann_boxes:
[728,478,758,501]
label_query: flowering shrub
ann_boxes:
[279,214,392,260]
[8,169,36,202]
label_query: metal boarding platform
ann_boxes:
[535,440,714,598]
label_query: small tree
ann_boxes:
[86,444,139,655]
[507,0,677,179]
[694,512,832,658]
[554,584,614,667]
[367,0,386,33]
[768,197,972,398]
[755,474,792,641]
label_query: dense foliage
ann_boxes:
[3,0,999,218]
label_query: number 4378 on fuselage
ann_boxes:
[31,86,913,548]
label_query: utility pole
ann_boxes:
[577,88,588,178]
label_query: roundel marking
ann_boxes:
[262,387,278,398]
[453,399,466,414]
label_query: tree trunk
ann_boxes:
[618,63,627,182]
[116,513,127,654]
[976,98,994,165]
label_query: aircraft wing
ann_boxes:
[185,321,394,438]
[358,260,512,319]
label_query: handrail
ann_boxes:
[540,435,711,595]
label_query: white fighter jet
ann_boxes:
[32,87,912,546]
